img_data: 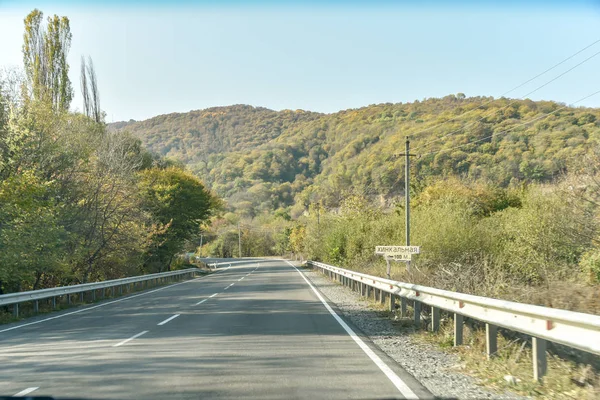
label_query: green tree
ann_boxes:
[0,171,67,292]
[139,167,218,271]
[22,9,73,112]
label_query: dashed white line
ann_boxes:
[113,330,148,347]
[224,283,234,290]
[14,387,39,396]
[285,260,419,399]
[157,314,180,326]
[196,292,218,305]
[0,266,232,334]
[238,277,244,281]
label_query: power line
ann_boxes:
[418,89,600,158]
[412,40,600,151]
[502,39,600,97]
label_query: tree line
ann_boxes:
[0,9,219,294]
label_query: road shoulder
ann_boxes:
[295,263,527,400]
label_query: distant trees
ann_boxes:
[127,95,600,224]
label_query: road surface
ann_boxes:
[0,259,433,399]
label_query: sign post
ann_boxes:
[375,246,420,277]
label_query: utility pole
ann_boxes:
[238,222,242,258]
[317,202,320,227]
[396,136,417,272]
[199,234,203,257]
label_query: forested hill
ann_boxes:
[108,105,322,164]
[109,95,600,217]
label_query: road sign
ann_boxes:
[375,246,420,256]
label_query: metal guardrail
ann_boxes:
[307,260,600,381]
[0,268,201,317]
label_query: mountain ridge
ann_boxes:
[109,95,600,217]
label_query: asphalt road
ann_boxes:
[0,259,432,400]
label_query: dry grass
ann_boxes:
[414,319,600,399]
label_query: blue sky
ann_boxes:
[1,1,600,121]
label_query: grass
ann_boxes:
[411,316,600,399]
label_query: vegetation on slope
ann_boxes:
[113,95,600,221]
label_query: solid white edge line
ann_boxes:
[113,330,148,347]
[14,387,39,396]
[284,260,419,400]
[0,266,234,334]
[157,314,180,326]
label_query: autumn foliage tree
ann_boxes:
[0,9,220,294]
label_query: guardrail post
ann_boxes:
[80,292,84,302]
[533,337,547,381]
[454,314,463,346]
[486,323,498,358]
[401,297,407,317]
[100,288,105,299]
[431,307,440,332]
[366,285,371,298]
[92,290,96,302]
[13,303,18,317]
[380,291,386,305]
[52,296,56,309]
[34,300,39,313]
[414,300,421,326]
[389,294,396,312]
[111,286,115,297]
[67,294,71,305]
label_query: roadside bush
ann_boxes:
[302,178,600,312]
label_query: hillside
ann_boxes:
[111,95,600,218]
[108,105,322,165]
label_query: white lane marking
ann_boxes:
[113,330,148,347]
[14,387,39,396]
[196,292,218,305]
[157,314,180,326]
[284,260,419,400]
[238,277,244,281]
[0,267,233,334]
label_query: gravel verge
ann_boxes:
[300,265,528,400]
